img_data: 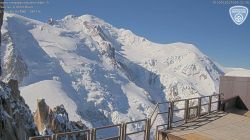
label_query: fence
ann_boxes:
[153,94,221,140]
[29,94,221,140]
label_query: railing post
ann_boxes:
[90,128,96,140]
[184,99,189,123]
[197,98,201,118]
[120,123,125,140]
[123,123,127,140]
[87,130,91,140]
[217,93,222,111]
[155,126,159,140]
[144,118,151,140]
[208,96,212,114]
[52,134,56,140]
[167,105,170,130]
[168,102,174,129]
[148,118,151,140]
[120,123,123,140]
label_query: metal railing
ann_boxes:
[154,93,221,139]
[29,93,221,140]
[56,129,90,140]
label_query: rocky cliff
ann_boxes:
[0,80,38,140]
[0,80,88,140]
[0,0,4,75]
[34,99,87,135]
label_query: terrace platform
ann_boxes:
[159,111,250,140]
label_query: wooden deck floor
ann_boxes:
[163,111,250,140]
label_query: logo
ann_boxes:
[229,6,248,25]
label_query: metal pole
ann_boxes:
[87,131,91,140]
[208,96,212,114]
[52,134,56,140]
[184,99,189,123]
[144,118,151,140]
[198,98,201,118]
[167,105,170,130]
[144,120,147,140]
[120,123,126,140]
[120,123,123,140]
[90,128,96,140]
[123,123,127,140]
[217,94,221,111]
[169,102,174,129]
[155,126,159,140]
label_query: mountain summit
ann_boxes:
[0,14,224,132]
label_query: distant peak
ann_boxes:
[62,14,101,21]
[79,14,98,19]
[62,15,78,21]
[79,14,107,24]
[170,42,204,56]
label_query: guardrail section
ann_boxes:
[29,94,221,140]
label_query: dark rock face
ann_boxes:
[0,79,38,140]
[0,31,29,83]
[0,0,3,40]
[0,0,4,75]
[0,5,39,139]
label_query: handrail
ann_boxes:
[149,103,159,119]
[126,130,145,136]
[29,93,222,140]
[29,135,52,140]
[126,119,146,125]
[95,123,121,130]
[56,129,90,136]
[101,135,120,140]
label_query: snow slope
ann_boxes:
[20,80,83,124]
[224,68,250,77]
[0,13,225,136]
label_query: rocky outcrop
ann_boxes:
[0,0,4,75]
[83,21,117,66]
[33,99,87,135]
[0,80,38,140]
[1,32,29,83]
[0,0,3,31]
[33,99,52,134]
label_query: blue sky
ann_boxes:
[7,0,250,69]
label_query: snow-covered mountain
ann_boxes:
[0,13,224,133]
